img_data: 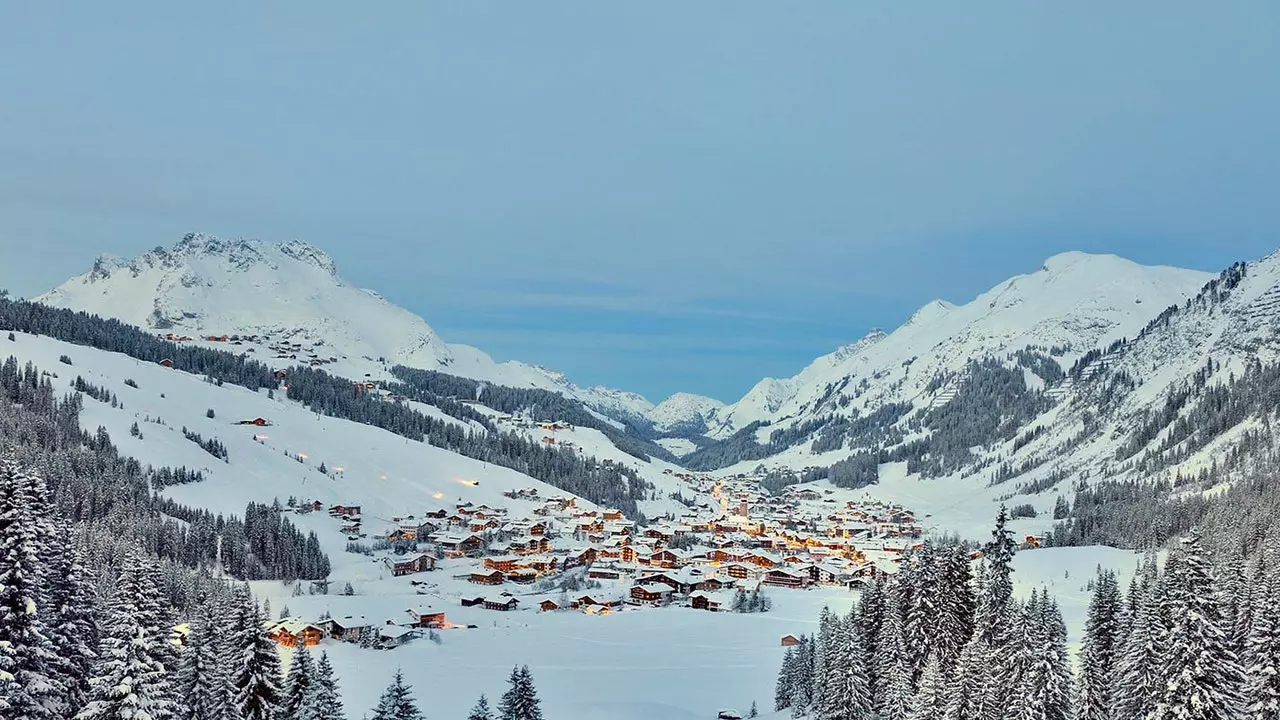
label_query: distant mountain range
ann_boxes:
[39,233,1280,521]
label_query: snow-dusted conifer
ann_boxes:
[232,588,282,720]
[905,652,947,720]
[1149,529,1246,720]
[1076,568,1121,720]
[874,589,910,720]
[370,669,421,720]
[1019,591,1071,720]
[498,665,544,720]
[311,651,345,720]
[178,607,230,720]
[468,694,494,720]
[1243,567,1280,720]
[280,643,315,720]
[0,457,60,720]
[942,631,996,720]
[776,645,796,711]
[1112,571,1162,720]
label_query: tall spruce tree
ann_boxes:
[280,643,316,720]
[1244,567,1280,720]
[0,457,60,720]
[43,523,100,716]
[231,588,282,720]
[177,606,230,720]
[311,651,346,720]
[1076,568,1121,720]
[468,694,495,720]
[1112,570,1163,720]
[776,645,797,712]
[874,588,911,720]
[905,652,948,720]
[76,554,178,720]
[370,669,422,720]
[1150,530,1247,720]
[1019,591,1071,720]
[498,665,544,720]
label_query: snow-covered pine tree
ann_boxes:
[874,589,911,720]
[0,456,61,720]
[813,606,834,712]
[934,545,976,672]
[942,631,996,720]
[1243,562,1280,720]
[1149,529,1247,720]
[1018,591,1071,720]
[1112,569,1162,720]
[231,587,283,720]
[857,577,886,701]
[904,652,947,720]
[311,651,346,720]
[177,606,230,720]
[1075,568,1121,720]
[994,597,1036,720]
[776,645,797,712]
[497,665,544,720]
[370,669,422,720]
[43,522,100,715]
[76,552,178,720]
[902,544,938,685]
[468,694,495,720]
[819,610,872,720]
[280,643,315,720]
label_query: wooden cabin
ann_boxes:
[384,553,435,577]
[469,570,505,586]
[780,634,802,647]
[403,607,447,628]
[483,597,519,611]
[267,620,324,648]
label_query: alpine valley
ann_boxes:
[6,232,1280,719]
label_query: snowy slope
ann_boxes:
[709,252,1211,441]
[36,233,656,422]
[647,392,728,435]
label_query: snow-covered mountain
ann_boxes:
[37,233,657,422]
[647,392,727,435]
[705,251,1212,443]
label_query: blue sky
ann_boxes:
[1,2,1278,403]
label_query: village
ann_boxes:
[258,463,990,653]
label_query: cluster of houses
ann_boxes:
[265,605,451,651]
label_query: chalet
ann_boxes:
[383,553,435,577]
[588,567,623,580]
[484,556,522,573]
[403,607,447,628]
[267,619,324,648]
[507,569,539,584]
[563,547,597,569]
[483,597,520,611]
[377,625,417,649]
[780,634,802,647]
[571,594,623,610]
[602,509,624,521]
[469,570,505,586]
[158,358,174,368]
[763,568,812,589]
[319,615,374,643]
[431,532,486,556]
[234,417,270,426]
[725,563,753,580]
[689,591,723,612]
[630,583,674,606]
[696,577,736,592]
[744,551,781,569]
[329,505,361,517]
[539,599,562,612]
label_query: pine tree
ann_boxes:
[0,458,60,720]
[1243,567,1280,720]
[776,646,796,712]
[370,669,422,720]
[178,607,230,720]
[905,652,947,720]
[311,651,346,720]
[813,606,834,713]
[1076,568,1121,720]
[1018,591,1071,720]
[858,576,886,701]
[498,665,544,720]
[1150,529,1247,720]
[875,590,910,720]
[280,643,316,720]
[1112,572,1162,720]
[468,694,494,720]
[995,598,1036,720]
[934,546,976,672]
[76,554,178,720]
[820,610,872,720]
[232,588,283,720]
[943,631,996,720]
[43,523,101,715]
